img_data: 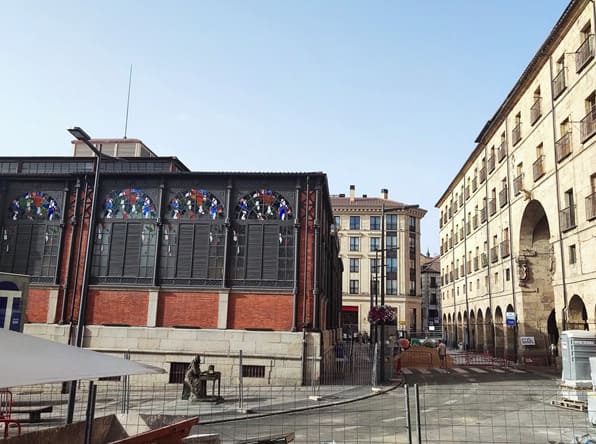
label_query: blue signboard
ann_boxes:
[506,311,516,327]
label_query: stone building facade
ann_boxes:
[331,186,426,336]
[420,254,441,336]
[436,0,596,363]
[0,151,342,385]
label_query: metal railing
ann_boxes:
[499,187,508,207]
[552,68,566,98]
[559,204,576,232]
[479,166,487,184]
[488,155,495,173]
[480,207,487,223]
[513,175,523,196]
[586,192,596,220]
[530,97,542,125]
[488,198,496,216]
[575,34,594,73]
[500,240,510,258]
[512,122,521,145]
[555,131,572,162]
[490,246,499,263]
[533,156,545,182]
[580,105,596,143]
[473,256,479,271]
[497,141,507,162]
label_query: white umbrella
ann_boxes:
[0,329,164,388]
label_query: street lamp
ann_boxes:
[65,127,110,424]
[378,203,419,383]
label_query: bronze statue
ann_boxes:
[181,354,202,400]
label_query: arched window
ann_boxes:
[1,191,62,282]
[91,188,158,284]
[159,188,225,286]
[231,190,294,287]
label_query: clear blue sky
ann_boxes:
[0,1,568,254]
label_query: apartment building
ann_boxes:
[420,253,441,336]
[331,186,426,336]
[436,0,596,363]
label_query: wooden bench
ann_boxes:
[11,405,53,423]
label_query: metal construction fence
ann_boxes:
[5,378,596,442]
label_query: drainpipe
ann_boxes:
[152,180,165,287]
[463,177,470,350]
[312,186,320,331]
[291,181,301,332]
[482,144,495,355]
[301,176,310,385]
[54,182,70,288]
[222,180,233,289]
[504,118,519,362]
[548,54,569,330]
[59,179,80,325]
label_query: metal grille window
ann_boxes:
[0,191,63,283]
[231,190,295,287]
[169,362,188,383]
[242,365,265,378]
[90,187,158,285]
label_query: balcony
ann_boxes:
[472,178,478,192]
[512,122,521,145]
[513,175,523,196]
[555,131,572,162]
[586,193,596,220]
[490,246,499,263]
[465,186,470,200]
[580,105,596,143]
[460,265,464,277]
[466,221,471,235]
[449,238,453,249]
[488,198,497,216]
[479,166,487,184]
[497,142,507,162]
[488,155,495,173]
[559,205,576,232]
[459,194,464,207]
[480,207,487,223]
[552,69,566,99]
[530,97,542,125]
[466,261,471,274]
[481,253,488,267]
[472,214,478,229]
[533,156,545,182]
[459,227,464,240]
[449,271,454,282]
[576,34,594,73]
[500,240,510,258]
[473,256,479,271]
[499,187,508,208]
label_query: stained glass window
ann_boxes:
[236,190,292,221]
[167,189,224,220]
[101,188,157,219]
[8,192,61,221]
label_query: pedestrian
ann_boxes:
[437,339,447,368]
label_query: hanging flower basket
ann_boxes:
[367,305,396,325]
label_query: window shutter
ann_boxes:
[262,225,279,280]
[13,225,32,274]
[27,224,45,276]
[108,223,127,276]
[177,224,194,277]
[192,224,209,278]
[123,223,142,276]
[246,224,263,280]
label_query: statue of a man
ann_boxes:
[181,354,201,400]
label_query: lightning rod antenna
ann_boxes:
[124,64,133,139]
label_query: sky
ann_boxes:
[0,1,569,254]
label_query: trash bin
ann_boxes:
[560,330,596,382]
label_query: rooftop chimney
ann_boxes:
[349,185,355,203]
[381,188,389,200]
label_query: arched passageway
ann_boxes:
[494,307,505,357]
[568,295,588,330]
[469,311,477,351]
[477,309,485,352]
[485,308,494,354]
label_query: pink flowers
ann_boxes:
[367,305,396,324]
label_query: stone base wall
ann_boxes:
[24,324,323,386]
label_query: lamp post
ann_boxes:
[378,203,419,383]
[65,127,110,424]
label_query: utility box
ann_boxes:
[560,330,596,382]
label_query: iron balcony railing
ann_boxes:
[512,122,521,145]
[533,156,545,182]
[473,256,479,271]
[472,178,478,192]
[488,155,495,173]
[459,227,464,240]
[530,97,542,125]
[580,105,596,143]
[555,131,572,162]
[499,187,508,208]
[465,186,470,200]
[497,142,507,162]
[490,246,499,263]
[466,261,471,274]
[473,214,478,229]
[552,69,566,99]
[481,253,488,267]
[460,265,464,276]
[500,240,510,258]
[513,175,523,196]
[480,207,487,223]
[489,198,497,216]
[586,193,596,220]
[459,194,464,207]
[576,34,594,73]
[466,221,471,235]
[479,166,487,184]
[559,205,576,232]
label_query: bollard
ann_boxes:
[405,384,412,444]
